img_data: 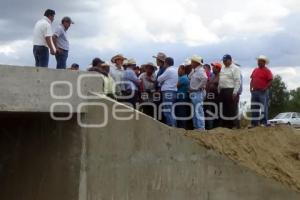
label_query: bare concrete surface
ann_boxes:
[0,113,83,200]
[0,66,299,200]
[0,65,103,113]
[81,96,300,200]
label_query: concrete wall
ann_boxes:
[0,66,299,200]
[0,65,103,113]
[0,113,84,200]
[82,95,300,200]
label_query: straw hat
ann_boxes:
[153,52,167,62]
[111,54,126,63]
[143,62,158,71]
[256,55,270,64]
[190,55,204,65]
[183,59,192,66]
[123,58,136,66]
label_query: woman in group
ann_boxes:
[176,65,190,129]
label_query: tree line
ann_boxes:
[269,75,300,118]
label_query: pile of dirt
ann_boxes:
[187,126,300,193]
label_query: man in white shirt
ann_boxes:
[188,55,208,131]
[157,57,178,127]
[219,54,241,129]
[33,9,56,67]
[110,54,126,99]
[53,16,74,69]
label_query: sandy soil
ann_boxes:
[187,126,300,193]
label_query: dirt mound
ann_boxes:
[187,126,300,193]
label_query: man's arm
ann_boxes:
[52,35,61,54]
[233,67,241,95]
[157,69,169,83]
[250,79,254,92]
[128,71,141,85]
[44,23,55,55]
[198,71,208,89]
[45,37,55,55]
[265,70,273,90]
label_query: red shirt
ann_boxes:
[251,66,273,90]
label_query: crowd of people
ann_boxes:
[33,9,274,131]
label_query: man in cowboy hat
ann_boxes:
[53,16,74,69]
[250,55,273,127]
[153,52,167,89]
[153,52,167,122]
[157,57,178,127]
[139,62,158,118]
[122,58,141,108]
[110,54,126,98]
[188,55,208,131]
[218,54,241,129]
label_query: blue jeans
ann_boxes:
[55,49,69,69]
[251,90,268,126]
[162,91,177,127]
[33,45,49,67]
[190,91,206,130]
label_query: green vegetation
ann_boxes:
[269,75,300,118]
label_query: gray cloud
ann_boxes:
[0,0,101,42]
[0,1,300,69]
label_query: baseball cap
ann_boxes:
[211,62,222,70]
[222,54,232,61]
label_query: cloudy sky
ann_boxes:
[0,0,300,102]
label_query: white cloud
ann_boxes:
[79,0,294,50]
[272,66,300,90]
[0,45,15,56]
[0,40,31,63]
[210,0,289,37]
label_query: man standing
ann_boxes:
[53,17,74,69]
[250,55,273,127]
[218,54,241,129]
[122,59,141,108]
[153,52,167,121]
[188,55,208,131]
[110,54,126,98]
[33,9,56,67]
[157,57,178,127]
[153,52,167,87]
[139,63,157,118]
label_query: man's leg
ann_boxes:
[33,46,40,67]
[38,46,49,68]
[162,91,176,127]
[56,50,68,69]
[175,98,188,129]
[229,91,238,129]
[195,91,205,130]
[220,89,232,128]
[191,92,205,130]
[258,91,268,125]
[251,91,260,127]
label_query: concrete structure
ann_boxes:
[0,65,299,200]
[0,65,103,113]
